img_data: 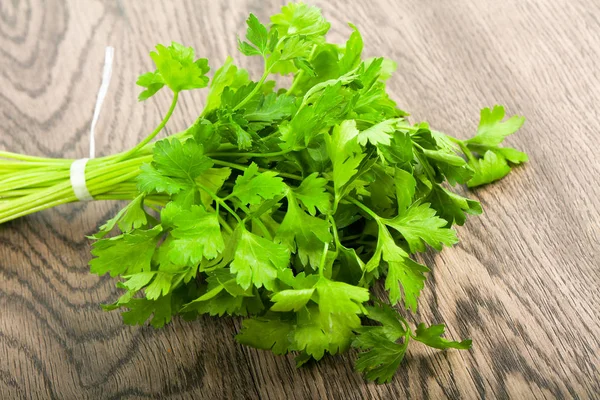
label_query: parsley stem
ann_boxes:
[210,159,303,181]
[347,197,381,221]
[258,129,281,143]
[210,159,248,171]
[318,242,329,277]
[196,182,242,224]
[287,44,318,95]
[233,59,271,112]
[215,212,233,235]
[239,204,272,240]
[0,151,71,163]
[117,91,179,161]
[328,215,341,259]
[455,140,477,163]
[339,233,363,242]
[208,149,293,158]
[219,217,233,234]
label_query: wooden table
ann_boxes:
[1,1,598,398]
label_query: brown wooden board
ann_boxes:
[1,1,598,398]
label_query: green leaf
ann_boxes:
[421,148,466,167]
[353,329,407,383]
[271,3,330,37]
[244,93,295,124]
[121,271,156,292]
[271,288,315,312]
[315,277,369,316]
[495,147,528,164]
[385,257,429,312]
[138,42,209,98]
[339,23,363,74]
[230,226,291,290]
[236,316,294,355]
[467,150,512,187]
[137,138,213,196]
[394,168,416,214]
[169,205,225,265]
[181,269,262,316]
[136,71,165,101]
[363,303,407,341]
[152,138,212,179]
[367,224,428,311]
[119,295,173,328]
[357,118,401,147]
[93,193,148,238]
[353,303,410,383]
[231,162,287,205]
[426,185,483,226]
[90,226,162,277]
[414,323,472,350]
[137,164,184,195]
[276,193,332,267]
[378,131,413,166]
[384,203,458,252]
[195,167,232,208]
[466,105,525,147]
[238,13,269,57]
[293,305,359,360]
[293,172,332,215]
[204,57,249,114]
[325,120,366,206]
[145,271,173,300]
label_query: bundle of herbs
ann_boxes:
[0,3,527,382]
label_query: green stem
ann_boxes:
[117,91,179,161]
[318,242,329,278]
[233,58,271,112]
[210,159,303,181]
[259,129,281,143]
[239,203,272,240]
[208,149,293,158]
[196,182,241,224]
[328,215,341,259]
[217,215,233,235]
[339,233,363,242]
[347,197,381,221]
[0,151,73,163]
[455,140,477,163]
[287,44,317,94]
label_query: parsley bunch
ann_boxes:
[0,3,527,383]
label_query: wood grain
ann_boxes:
[1,0,599,398]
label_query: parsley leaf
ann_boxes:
[236,316,295,354]
[466,105,525,147]
[169,205,225,265]
[137,138,213,201]
[90,226,162,277]
[276,192,332,268]
[138,42,209,100]
[238,14,270,57]
[414,323,472,350]
[231,162,287,205]
[230,226,291,290]
[384,203,458,252]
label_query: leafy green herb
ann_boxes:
[0,2,526,384]
[89,3,527,383]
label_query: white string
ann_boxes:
[89,46,114,159]
[70,46,114,201]
[70,159,93,201]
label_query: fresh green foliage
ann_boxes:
[137,42,210,100]
[89,2,526,384]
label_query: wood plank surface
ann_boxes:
[1,0,599,398]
